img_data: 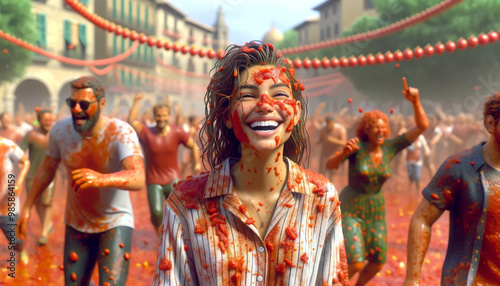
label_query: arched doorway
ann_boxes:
[14,79,51,115]
[55,81,73,119]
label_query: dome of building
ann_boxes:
[262,26,284,45]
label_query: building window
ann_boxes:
[187,58,195,72]
[304,30,308,42]
[120,0,125,21]
[128,0,133,24]
[37,13,47,48]
[121,69,126,86]
[324,9,328,18]
[79,23,87,55]
[320,29,324,41]
[149,47,154,64]
[136,3,141,28]
[164,13,168,30]
[203,62,208,74]
[174,18,178,33]
[144,44,148,62]
[334,23,339,36]
[364,0,374,9]
[145,7,149,30]
[113,35,117,55]
[136,41,141,60]
[172,52,179,68]
[121,37,125,54]
[326,26,330,38]
[333,4,337,14]
[298,32,301,43]
[112,0,117,19]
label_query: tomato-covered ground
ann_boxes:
[0,167,448,285]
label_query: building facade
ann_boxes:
[293,18,320,46]
[1,0,228,117]
[313,0,376,42]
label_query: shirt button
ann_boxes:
[257,276,263,282]
[258,247,265,253]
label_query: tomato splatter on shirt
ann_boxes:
[158,258,173,271]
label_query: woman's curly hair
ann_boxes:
[199,41,310,170]
[355,110,390,142]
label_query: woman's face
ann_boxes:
[366,118,388,146]
[226,65,301,154]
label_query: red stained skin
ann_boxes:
[274,167,280,176]
[275,152,281,162]
[275,136,280,146]
[285,227,298,240]
[70,251,79,262]
[231,109,250,145]
[252,66,290,86]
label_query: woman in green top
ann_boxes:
[326,79,429,285]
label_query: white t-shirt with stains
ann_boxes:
[0,137,24,216]
[47,116,143,233]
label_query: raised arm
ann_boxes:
[127,94,144,134]
[311,102,326,130]
[403,199,444,286]
[402,78,429,143]
[185,137,201,174]
[326,137,359,170]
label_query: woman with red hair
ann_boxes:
[326,80,429,285]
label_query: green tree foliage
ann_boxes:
[0,0,38,84]
[312,0,500,105]
[276,29,298,49]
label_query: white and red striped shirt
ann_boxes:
[154,157,349,285]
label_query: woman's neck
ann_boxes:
[232,146,287,196]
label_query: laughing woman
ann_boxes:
[325,79,429,286]
[153,41,348,285]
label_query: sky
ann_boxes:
[167,0,326,45]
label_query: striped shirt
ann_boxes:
[154,157,349,285]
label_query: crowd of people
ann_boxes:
[0,41,497,285]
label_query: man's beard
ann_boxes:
[72,108,100,133]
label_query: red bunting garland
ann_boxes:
[290,31,499,69]
[282,0,465,55]
[64,0,225,59]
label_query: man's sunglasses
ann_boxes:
[66,98,98,110]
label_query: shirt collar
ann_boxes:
[471,142,487,172]
[203,157,312,199]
